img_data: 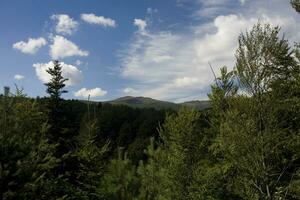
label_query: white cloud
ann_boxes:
[74,87,107,98]
[173,77,200,87]
[134,19,147,33]
[81,13,116,27]
[193,0,233,18]
[123,87,137,94]
[49,35,89,59]
[51,14,78,35]
[199,0,230,6]
[14,74,25,80]
[33,61,83,86]
[153,55,173,63]
[239,0,247,5]
[13,37,46,54]
[120,2,299,102]
[147,7,158,14]
[75,60,82,65]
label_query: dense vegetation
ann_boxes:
[1,2,300,200]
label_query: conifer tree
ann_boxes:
[137,138,169,200]
[99,148,140,200]
[0,90,58,199]
[291,0,300,13]
[44,60,69,153]
[74,101,109,199]
[45,60,68,101]
[155,108,204,200]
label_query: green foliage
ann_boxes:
[45,60,68,101]
[291,0,300,13]
[44,60,70,151]
[74,102,109,199]
[1,10,300,199]
[100,149,140,200]
[159,108,202,199]
[0,90,58,199]
[210,23,300,199]
[137,138,169,200]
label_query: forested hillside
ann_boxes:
[1,1,300,200]
[106,96,210,111]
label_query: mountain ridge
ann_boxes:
[104,96,210,110]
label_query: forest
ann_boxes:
[1,1,300,200]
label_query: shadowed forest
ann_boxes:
[1,1,300,200]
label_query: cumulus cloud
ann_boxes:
[74,87,107,98]
[14,74,25,80]
[51,14,78,35]
[81,13,116,27]
[123,87,137,94]
[134,19,147,33]
[33,61,83,86]
[49,35,89,59]
[120,0,300,102]
[13,37,46,54]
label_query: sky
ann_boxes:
[0,0,299,102]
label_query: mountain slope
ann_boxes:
[105,96,210,110]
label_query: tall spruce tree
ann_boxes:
[45,60,68,101]
[44,60,68,150]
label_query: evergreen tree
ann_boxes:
[154,108,205,200]
[137,138,169,200]
[43,60,79,199]
[99,148,140,200]
[45,60,68,101]
[291,0,300,13]
[74,101,109,199]
[0,89,58,200]
[44,60,70,154]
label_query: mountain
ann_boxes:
[105,96,210,111]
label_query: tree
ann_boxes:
[211,23,300,199]
[45,60,68,101]
[291,0,300,13]
[0,89,58,200]
[202,66,240,200]
[99,148,140,200]
[154,108,206,200]
[44,60,70,155]
[74,101,109,199]
[137,138,169,200]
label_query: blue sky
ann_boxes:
[0,0,299,102]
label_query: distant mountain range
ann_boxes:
[104,96,210,111]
